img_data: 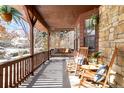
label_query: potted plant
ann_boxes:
[0,5,22,22]
[0,5,28,33]
[85,14,98,30]
[90,14,98,26]
[91,51,102,64]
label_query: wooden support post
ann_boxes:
[30,24,34,75]
[24,5,49,75]
[23,6,37,75]
[48,32,50,60]
[0,66,3,88]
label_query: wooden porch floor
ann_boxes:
[19,57,71,88]
[19,57,97,88]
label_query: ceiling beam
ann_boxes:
[25,5,49,30]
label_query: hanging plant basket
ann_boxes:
[0,5,28,33]
[0,5,22,23]
[0,13,12,22]
[85,14,99,30]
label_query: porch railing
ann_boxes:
[0,51,49,88]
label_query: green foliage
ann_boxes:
[90,14,98,25]
[42,32,47,37]
[92,51,102,58]
[0,5,11,13]
[23,50,29,54]
[91,15,98,21]
[85,14,98,30]
[10,52,18,57]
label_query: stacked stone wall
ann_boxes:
[99,6,124,87]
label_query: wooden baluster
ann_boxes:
[38,54,40,64]
[42,53,43,62]
[10,65,12,87]
[36,55,38,66]
[23,60,25,78]
[30,58,32,73]
[26,59,28,76]
[35,56,37,68]
[27,58,29,75]
[0,66,3,88]
[38,54,40,67]
[25,60,27,77]
[28,58,30,75]
[36,55,39,66]
[13,64,16,86]
[20,61,22,82]
[40,54,41,64]
[41,54,42,63]
[39,54,40,64]
[33,56,34,70]
[37,55,38,66]
[5,66,8,88]
[35,56,36,69]
[17,62,19,86]
[22,61,24,79]
[39,54,42,63]
[27,58,30,75]
[39,54,40,63]
[35,56,36,68]
[29,59,31,74]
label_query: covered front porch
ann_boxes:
[0,5,124,88]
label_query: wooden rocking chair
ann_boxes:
[79,46,118,88]
[75,47,89,75]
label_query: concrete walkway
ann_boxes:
[19,57,71,88]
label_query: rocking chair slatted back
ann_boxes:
[102,46,118,88]
[79,47,88,57]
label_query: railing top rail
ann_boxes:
[33,51,48,56]
[0,51,48,67]
[0,55,32,66]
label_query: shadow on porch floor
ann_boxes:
[19,57,98,88]
[19,57,71,88]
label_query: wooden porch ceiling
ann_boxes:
[11,5,99,32]
[35,5,99,31]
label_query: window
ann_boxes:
[84,19,97,52]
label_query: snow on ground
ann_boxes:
[0,48,30,63]
[6,48,29,54]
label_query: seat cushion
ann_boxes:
[77,55,85,65]
[93,65,108,82]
